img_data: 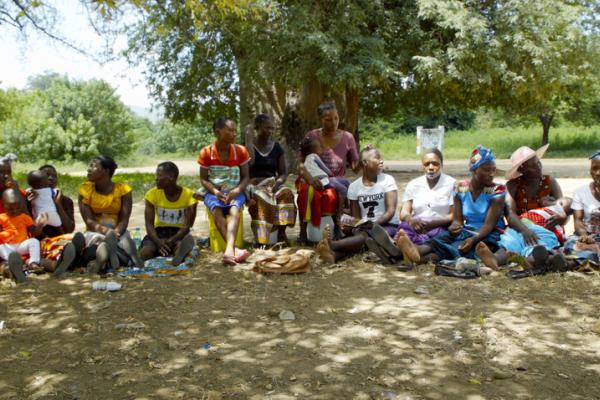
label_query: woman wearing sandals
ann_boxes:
[198,117,251,265]
[316,146,399,263]
[79,155,144,273]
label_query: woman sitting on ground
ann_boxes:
[564,151,600,267]
[34,164,84,276]
[398,148,455,244]
[140,162,197,264]
[245,114,296,245]
[198,117,251,265]
[505,144,566,247]
[79,155,144,273]
[316,146,398,263]
[428,146,508,268]
[297,101,360,240]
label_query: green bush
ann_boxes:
[0,75,134,162]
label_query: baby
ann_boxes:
[300,138,333,187]
[519,197,572,244]
[27,170,61,227]
[0,189,44,282]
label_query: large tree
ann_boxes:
[116,0,600,151]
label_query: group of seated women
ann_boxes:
[2,100,600,282]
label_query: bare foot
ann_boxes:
[27,263,45,274]
[395,230,420,263]
[316,225,335,263]
[475,242,498,270]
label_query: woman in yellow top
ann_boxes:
[78,155,143,273]
[140,162,198,264]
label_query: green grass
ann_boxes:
[361,124,600,160]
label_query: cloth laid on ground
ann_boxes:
[117,246,200,278]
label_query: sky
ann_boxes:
[0,0,153,111]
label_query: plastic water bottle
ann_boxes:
[92,281,122,291]
[131,227,142,249]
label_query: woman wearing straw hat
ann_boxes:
[505,144,566,246]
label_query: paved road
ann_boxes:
[71,157,590,179]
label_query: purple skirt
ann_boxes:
[397,221,445,245]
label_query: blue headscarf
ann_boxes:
[469,145,496,171]
[590,150,600,160]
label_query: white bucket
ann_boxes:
[306,216,334,242]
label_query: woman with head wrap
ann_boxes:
[429,146,508,267]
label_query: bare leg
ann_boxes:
[475,243,507,270]
[212,208,229,241]
[225,206,241,257]
[121,234,144,268]
[317,225,367,263]
[277,226,287,242]
[140,242,158,261]
[299,222,308,243]
[393,230,420,263]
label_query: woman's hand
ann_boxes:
[214,190,227,203]
[308,176,323,191]
[448,221,463,236]
[53,189,63,205]
[158,239,172,256]
[458,236,477,253]
[522,227,540,246]
[409,218,426,234]
[26,189,37,203]
[225,188,241,204]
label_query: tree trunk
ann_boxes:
[539,113,553,146]
[236,56,287,144]
[280,81,360,170]
[345,87,360,147]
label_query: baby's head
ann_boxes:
[300,138,321,159]
[2,189,22,217]
[27,170,49,190]
[557,197,573,216]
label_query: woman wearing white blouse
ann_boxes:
[398,148,455,244]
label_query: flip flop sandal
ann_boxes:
[371,224,401,258]
[506,267,545,279]
[53,243,76,277]
[434,265,478,279]
[8,252,27,283]
[223,255,238,266]
[366,238,393,264]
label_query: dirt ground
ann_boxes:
[1,168,600,400]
